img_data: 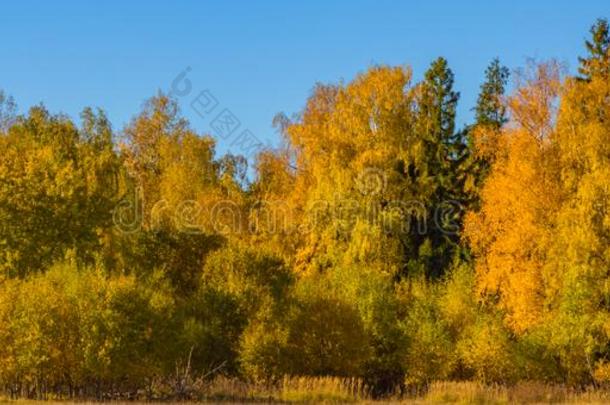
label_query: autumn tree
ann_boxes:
[1,17,610,397]
[0,90,16,132]
[0,106,120,277]
[119,94,235,293]
[540,26,610,382]
[464,61,563,333]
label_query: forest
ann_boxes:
[0,17,608,402]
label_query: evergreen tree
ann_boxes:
[475,58,510,129]
[578,18,610,80]
[464,58,510,209]
[414,57,464,278]
[419,57,460,147]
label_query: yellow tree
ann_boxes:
[540,29,610,381]
[0,106,120,277]
[464,61,563,334]
[269,67,419,276]
[120,94,241,293]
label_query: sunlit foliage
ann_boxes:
[0,17,608,400]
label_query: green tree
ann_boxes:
[418,57,460,144]
[465,59,510,208]
[474,58,510,130]
[411,57,465,278]
[578,18,610,80]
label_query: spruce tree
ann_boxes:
[420,57,460,147]
[413,57,463,278]
[475,58,510,129]
[466,58,510,195]
[578,18,610,80]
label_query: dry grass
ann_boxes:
[279,376,369,402]
[200,375,368,402]
[3,378,610,403]
[200,377,610,403]
[423,381,610,404]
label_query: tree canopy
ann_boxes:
[0,17,609,400]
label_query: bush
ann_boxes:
[0,262,179,398]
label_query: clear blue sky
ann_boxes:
[1,0,608,159]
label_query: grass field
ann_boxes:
[139,377,610,403]
[3,377,610,403]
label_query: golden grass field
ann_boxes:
[170,376,610,403]
[4,377,610,403]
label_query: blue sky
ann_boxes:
[1,1,608,159]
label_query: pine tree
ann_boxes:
[414,57,464,278]
[419,57,460,147]
[465,59,510,208]
[578,18,610,80]
[475,58,510,129]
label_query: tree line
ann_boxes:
[0,18,608,400]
